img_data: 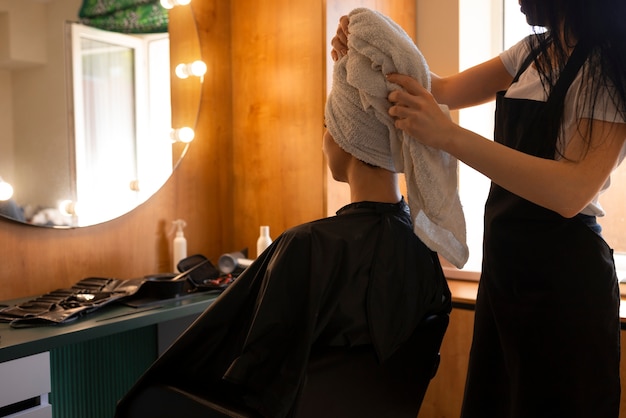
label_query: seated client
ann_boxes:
[116,7,467,418]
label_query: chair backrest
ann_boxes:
[291,312,450,418]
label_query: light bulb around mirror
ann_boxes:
[175,60,207,79]
[170,127,195,143]
[174,63,189,79]
[58,199,80,216]
[189,60,207,77]
[0,179,14,201]
[129,179,141,192]
[160,0,191,9]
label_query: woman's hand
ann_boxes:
[330,15,350,61]
[387,73,460,152]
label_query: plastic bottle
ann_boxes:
[256,225,272,258]
[172,219,187,272]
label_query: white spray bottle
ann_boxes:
[256,225,272,258]
[172,219,187,272]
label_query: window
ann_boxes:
[456,0,626,279]
[67,23,171,226]
[456,0,508,273]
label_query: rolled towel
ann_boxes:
[325,7,468,268]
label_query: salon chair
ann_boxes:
[115,312,449,418]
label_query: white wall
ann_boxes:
[5,0,81,208]
[0,0,47,194]
[0,0,47,67]
[0,69,14,185]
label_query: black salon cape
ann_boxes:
[117,200,451,418]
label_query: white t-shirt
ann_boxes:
[499,36,626,216]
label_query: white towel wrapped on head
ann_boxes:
[324,7,468,268]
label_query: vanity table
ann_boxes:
[0,292,217,418]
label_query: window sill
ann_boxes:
[442,266,480,282]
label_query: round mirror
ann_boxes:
[0,0,201,228]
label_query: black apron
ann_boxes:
[461,42,621,418]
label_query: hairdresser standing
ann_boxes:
[331,0,626,416]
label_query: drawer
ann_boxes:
[3,404,52,418]
[0,352,51,417]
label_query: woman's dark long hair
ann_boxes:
[521,0,626,155]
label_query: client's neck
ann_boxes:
[349,165,401,204]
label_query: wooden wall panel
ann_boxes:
[229,0,326,256]
[418,307,473,418]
